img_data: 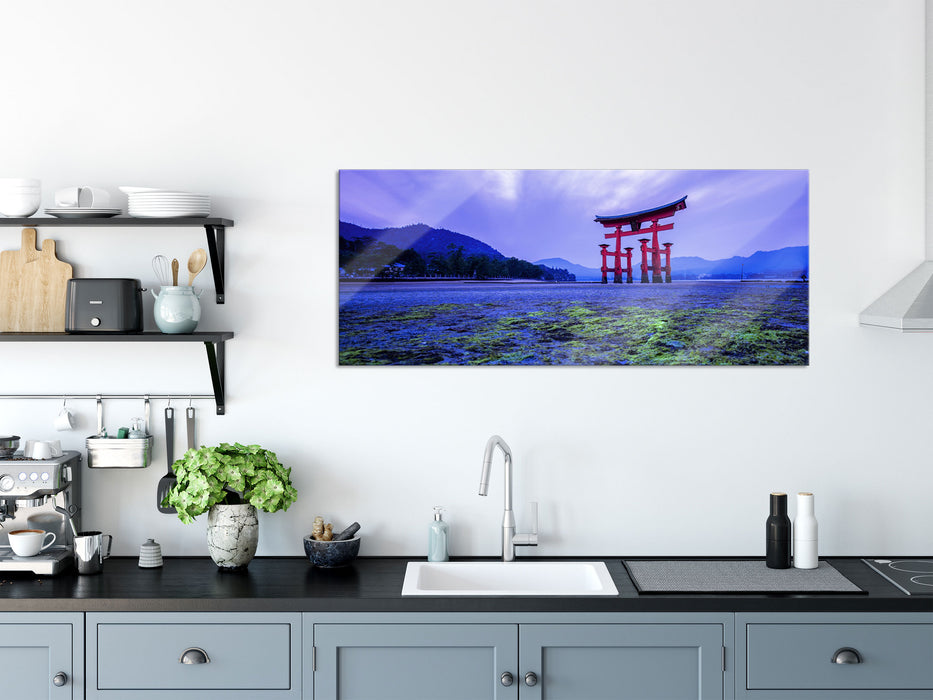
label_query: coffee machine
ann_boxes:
[0,450,81,575]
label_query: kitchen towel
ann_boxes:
[623,559,863,594]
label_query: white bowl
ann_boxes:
[0,178,40,187]
[0,193,40,216]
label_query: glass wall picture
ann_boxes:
[339,170,808,366]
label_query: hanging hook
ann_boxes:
[167,396,172,408]
[188,395,193,408]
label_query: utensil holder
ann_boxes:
[86,396,153,468]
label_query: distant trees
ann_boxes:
[340,238,575,282]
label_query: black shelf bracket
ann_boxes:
[204,338,226,415]
[204,223,226,304]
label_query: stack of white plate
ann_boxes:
[122,188,211,218]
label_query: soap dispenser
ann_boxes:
[428,506,449,562]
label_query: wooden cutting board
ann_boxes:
[0,227,73,332]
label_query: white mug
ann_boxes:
[55,406,76,431]
[54,186,110,208]
[9,529,56,557]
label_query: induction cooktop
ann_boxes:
[862,558,933,595]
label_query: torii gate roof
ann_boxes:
[594,195,688,227]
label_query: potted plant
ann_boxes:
[162,442,298,570]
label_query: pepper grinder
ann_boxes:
[766,492,791,569]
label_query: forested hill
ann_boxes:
[339,221,574,281]
[339,222,505,260]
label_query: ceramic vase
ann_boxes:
[206,503,258,570]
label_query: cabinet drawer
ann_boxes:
[746,623,933,690]
[96,622,292,690]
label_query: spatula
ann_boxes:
[157,407,177,513]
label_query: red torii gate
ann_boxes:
[594,195,687,284]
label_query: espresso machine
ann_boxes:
[0,450,81,575]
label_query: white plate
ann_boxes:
[118,186,162,194]
[128,192,208,199]
[129,212,209,218]
[45,209,122,219]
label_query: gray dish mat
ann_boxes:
[623,559,863,594]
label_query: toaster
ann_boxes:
[65,278,143,333]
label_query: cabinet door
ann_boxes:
[0,623,76,698]
[519,624,724,700]
[313,624,518,700]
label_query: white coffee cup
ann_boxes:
[9,529,57,557]
[54,186,110,208]
[23,440,52,460]
[55,406,76,431]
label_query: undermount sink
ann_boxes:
[401,561,619,596]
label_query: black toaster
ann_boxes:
[65,278,143,333]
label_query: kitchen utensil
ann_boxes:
[65,278,143,333]
[0,435,19,458]
[186,248,207,286]
[151,285,201,334]
[74,530,112,575]
[157,406,177,513]
[152,255,170,286]
[0,228,73,332]
[303,535,361,568]
[335,522,361,541]
[171,258,179,286]
[186,405,197,452]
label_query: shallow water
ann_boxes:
[338,280,809,365]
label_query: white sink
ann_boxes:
[401,561,619,596]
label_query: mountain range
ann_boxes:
[536,246,809,281]
[340,221,808,280]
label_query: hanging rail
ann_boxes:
[0,394,216,401]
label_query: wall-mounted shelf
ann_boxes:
[0,332,232,414]
[0,217,232,304]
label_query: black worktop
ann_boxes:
[0,557,929,614]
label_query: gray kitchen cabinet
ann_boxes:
[736,612,933,700]
[0,612,83,699]
[306,613,730,700]
[520,622,725,699]
[86,612,301,700]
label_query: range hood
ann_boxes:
[859,262,933,331]
[859,2,932,332]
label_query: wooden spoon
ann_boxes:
[186,248,207,286]
[171,258,179,286]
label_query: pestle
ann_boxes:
[334,522,360,541]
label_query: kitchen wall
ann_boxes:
[0,0,930,557]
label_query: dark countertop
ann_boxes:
[0,557,930,614]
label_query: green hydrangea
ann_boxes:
[162,442,298,524]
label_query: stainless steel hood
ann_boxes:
[859,262,933,331]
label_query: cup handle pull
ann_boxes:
[41,532,56,551]
[102,535,113,560]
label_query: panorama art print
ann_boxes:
[339,170,809,366]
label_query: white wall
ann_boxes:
[0,0,929,557]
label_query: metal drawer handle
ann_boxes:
[524,671,538,686]
[500,671,514,686]
[179,647,211,665]
[832,647,862,664]
[52,672,68,687]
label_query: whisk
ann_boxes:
[152,255,170,286]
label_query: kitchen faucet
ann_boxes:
[479,435,538,562]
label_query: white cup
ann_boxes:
[54,186,110,208]
[55,406,76,431]
[23,440,52,460]
[8,529,57,557]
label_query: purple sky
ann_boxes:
[339,170,808,264]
